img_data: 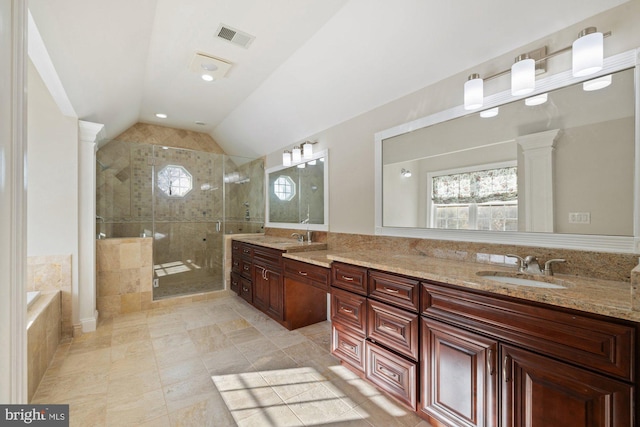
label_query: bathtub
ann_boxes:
[27,291,41,308]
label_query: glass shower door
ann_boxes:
[151,146,225,299]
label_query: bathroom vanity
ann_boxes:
[231,236,328,330]
[327,251,639,427]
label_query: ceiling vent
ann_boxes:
[216,24,255,49]
[189,52,233,80]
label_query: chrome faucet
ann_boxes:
[291,233,304,243]
[96,215,105,223]
[507,254,566,276]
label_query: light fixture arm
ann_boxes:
[478,31,611,83]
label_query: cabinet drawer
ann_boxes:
[369,270,419,312]
[232,241,242,257]
[332,324,366,372]
[232,258,242,274]
[365,341,417,410]
[332,262,368,295]
[240,243,253,259]
[368,299,419,361]
[331,287,367,335]
[253,246,283,266]
[240,259,252,279]
[240,277,252,303]
[230,272,241,295]
[283,258,329,292]
[422,282,636,381]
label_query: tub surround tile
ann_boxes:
[27,291,61,402]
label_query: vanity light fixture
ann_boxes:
[463,28,610,107]
[282,141,318,166]
[572,27,603,77]
[583,74,612,91]
[464,74,483,110]
[480,107,499,118]
[401,168,412,178]
[511,54,536,96]
[525,93,548,106]
[292,146,302,163]
[283,150,292,166]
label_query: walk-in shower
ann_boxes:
[96,140,264,299]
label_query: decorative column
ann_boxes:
[516,129,561,233]
[0,0,28,403]
[78,121,105,333]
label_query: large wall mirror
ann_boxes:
[375,49,640,253]
[266,150,329,231]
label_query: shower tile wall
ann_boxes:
[225,157,265,234]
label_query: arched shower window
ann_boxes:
[157,165,193,197]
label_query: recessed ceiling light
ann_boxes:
[155,113,168,119]
[201,74,214,82]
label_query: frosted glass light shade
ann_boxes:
[464,74,483,110]
[292,146,302,163]
[572,28,603,77]
[480,107,499,118]
[583,74,611,91]
[511,56,535,96]
[303,141,313,159]
[525,93,548,106]
[282,151,292,166]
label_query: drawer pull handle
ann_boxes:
[341,342,356,352]
[341,307,354,314]
[298,271,308,276]
[243,249,250,254]
[378,365,399,381]
[383,287,399,293]
[341,276,354,282]
[242,287,249,292]
[381,323,396,331]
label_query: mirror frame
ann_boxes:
[265,149,329,231]
[375,48,640,253]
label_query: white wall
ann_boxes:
[265,2,640,237]
[27,60,79,317]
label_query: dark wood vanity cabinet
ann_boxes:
[330,263,419,409]
[231,240,328,330]
[330,260,638,427]
[421,281,636,427]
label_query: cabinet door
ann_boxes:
[266,267,283,321]
[501,344,633,427]
[252,263,269,311]
[421,317,498,427]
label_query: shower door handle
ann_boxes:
[215,220,221,233]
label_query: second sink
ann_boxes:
[476,271,568,289]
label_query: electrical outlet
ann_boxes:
[568,212,590,224]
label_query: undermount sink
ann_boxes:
[476,271,568,289]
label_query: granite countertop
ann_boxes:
[231,235,327,253]
[283,250,335,268]
[323,250,639,323]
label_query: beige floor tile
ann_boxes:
[58,347,111,376]
[201,347,254,376]
[217,317,252,334]
[111,311,148,330]
[159,356,209,387]
[69,399,107,427]
[286,381,354,425]
[226,326,264,345]
[163,373,219,413]
[107,368,163,406]
[353,393,424,427]
[250,349,299,372]
[235,403,303,427]
[106,388,167,426]
[234,337,279,360]
[168,392,236,427]
[111,323,151,346]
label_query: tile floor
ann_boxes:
[32,294,432,427]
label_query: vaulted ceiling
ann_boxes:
[28,0,629,159]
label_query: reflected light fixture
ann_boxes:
[525,93,548,106]
[480,107,499,118]
[464,74,483,110]
[155,113,168,119]
[401,168,412,178]
[511,54,535,96]
[572,27,603,77]
[583,74,611,91]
